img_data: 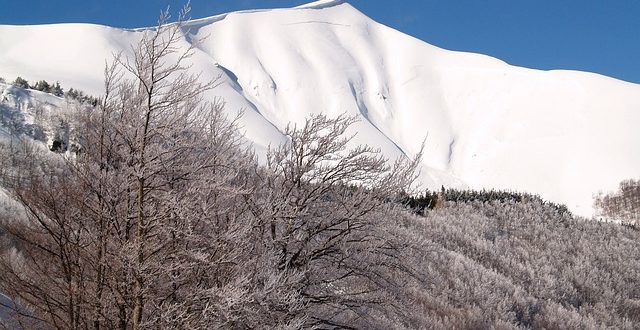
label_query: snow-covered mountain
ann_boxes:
[1,0,639,216]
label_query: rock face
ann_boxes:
[1,0,639,216]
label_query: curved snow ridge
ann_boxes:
[295,0,348,10]
[183,10,274,31]
[182,0,348,31]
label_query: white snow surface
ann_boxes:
[1,1,639,216]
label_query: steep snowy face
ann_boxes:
[1,0,639,216]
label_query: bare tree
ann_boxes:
[595,178,640,227]
[0,4,265,329]
[246,114,422,328]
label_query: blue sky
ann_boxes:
[1,1,639,83]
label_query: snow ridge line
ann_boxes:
[182,0,348,30]
[295,0,348,10]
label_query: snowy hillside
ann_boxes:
[0,82,74,151]
[1,0,639,216]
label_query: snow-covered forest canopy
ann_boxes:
[0,4,639,330]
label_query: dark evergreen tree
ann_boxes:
[32,80,52,93]
[52,81,64,97]
[13,77,29,89]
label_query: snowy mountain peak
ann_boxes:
[0,2,639,216]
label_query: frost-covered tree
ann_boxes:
[595,178,640,227]
[248,114,422,328]
[0,4,265,329]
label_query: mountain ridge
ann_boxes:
[1,1,638,216]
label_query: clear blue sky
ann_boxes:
[1,1,639,83]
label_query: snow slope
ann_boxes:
[1,0,639,216]
[0,82,71,149]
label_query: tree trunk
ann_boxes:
[132,177,145,330]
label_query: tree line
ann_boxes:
[3,76,98,106]
[11,77,64,97]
